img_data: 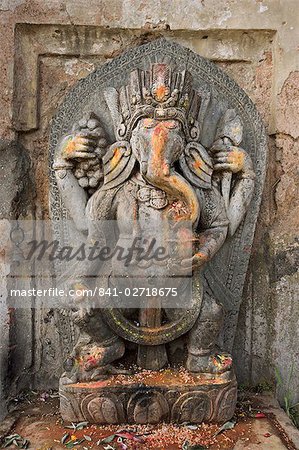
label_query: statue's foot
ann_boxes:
[186,352,232,375]
[90,365,133,381]
[82,337,125,371]
[64,337,125,382]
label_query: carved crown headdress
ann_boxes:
[104,63,210,142]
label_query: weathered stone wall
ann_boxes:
[0,0,298,418]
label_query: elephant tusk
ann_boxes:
[141,160,148,175]
[163,163,170,176]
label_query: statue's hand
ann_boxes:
[60,133,99,161]
[210,139,253,175]
[72,306,93,325]
[60,115,107,161]
[181,252,209,271]
[70,282,93,325]
[169,252,209,275]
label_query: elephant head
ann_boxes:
[130,117,200,225]
[102,64,213,226]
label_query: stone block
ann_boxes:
[60,369,237,424]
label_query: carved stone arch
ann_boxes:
[49,37,267,363]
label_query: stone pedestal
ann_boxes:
[59,369,237,424]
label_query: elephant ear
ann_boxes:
[179,142,213,189]
[102,141,136,190]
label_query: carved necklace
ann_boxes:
[127,177,169,210]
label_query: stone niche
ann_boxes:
[10,25,274,392]
[47,38,267,424]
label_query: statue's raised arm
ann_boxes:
[53,113,107,233]
[210,109,255,236]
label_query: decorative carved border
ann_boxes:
[59,374,237,424]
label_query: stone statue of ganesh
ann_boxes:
[54,63,255,388]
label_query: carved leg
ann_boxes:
[63,310,125,382]
[186,294,232,374]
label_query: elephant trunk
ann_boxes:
[143,124,199,226]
